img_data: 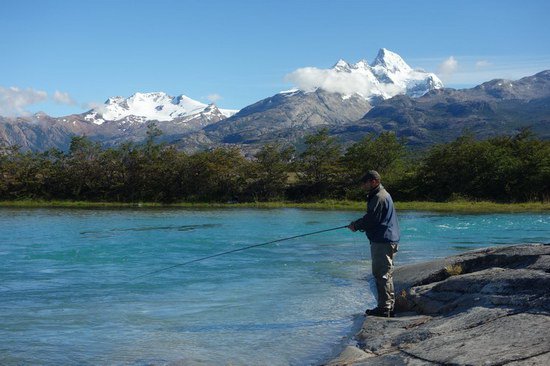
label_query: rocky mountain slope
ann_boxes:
[331,70,550,146]
[0,92,236,151]
[172,89,373,151]
[0,113,97,152]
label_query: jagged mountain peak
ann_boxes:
[332,59,352,72]
[354,59,370,70]
[287,48,443,101]
[372,48,412,72]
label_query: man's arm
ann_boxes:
[348,197,384,233]
[349,214,368,232]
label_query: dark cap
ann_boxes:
[360,170,381,182]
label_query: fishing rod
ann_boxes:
[130,224,349,281]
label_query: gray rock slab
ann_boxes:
[351,351,436,365]
[326,346,375,366]
[405,313,550,365]
[327,244,550,366]
[356,315,432,354]
[407,267,550,315]
[505,351,550,365]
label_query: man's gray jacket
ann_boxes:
[352,184,400,243]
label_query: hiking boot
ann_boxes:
[364,307,395,318]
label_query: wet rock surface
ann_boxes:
[327,244,550,365]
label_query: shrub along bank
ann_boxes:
[1,127,548,204]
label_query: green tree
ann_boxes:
[341,132,407,199]
[144,121,163,159]
[181,148,252,202]
[0,145,23,199]
[249,143,294,201]
[414,130,550,202]
[139,145,185,202]
[295,129,343,199]
[64,136,104,199]
[343,132,406,177]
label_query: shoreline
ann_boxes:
[0,199,549,213]
[326,243,550,365]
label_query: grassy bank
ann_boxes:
[0,199,549,212]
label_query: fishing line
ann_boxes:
[130,224,349,281]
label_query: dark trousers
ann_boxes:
[370,242,398,310]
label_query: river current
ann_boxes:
[1,208,548,365]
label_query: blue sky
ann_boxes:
[1,0,549,117]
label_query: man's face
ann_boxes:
[363,179,379,192]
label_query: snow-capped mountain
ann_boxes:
[289,48,443,100]
[84,92,238,125]
[370,48,443,97]
[0,91,241,151]
[2,49,548,154]
[175,49,443,152]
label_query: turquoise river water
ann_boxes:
[1,208,548,365]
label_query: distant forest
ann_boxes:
[1,124,549,203]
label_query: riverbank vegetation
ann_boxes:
[0,199,548,212]
[1,125,548,205]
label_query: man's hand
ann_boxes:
[348,222,357,232]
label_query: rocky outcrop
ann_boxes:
[328,244,550,365]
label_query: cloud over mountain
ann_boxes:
[0,86,48,116]
[53,91,77,105]
[285,66,401,98]
[285,48,443,100]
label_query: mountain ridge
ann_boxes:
[84,91,238,125]
[0,50,548,153]
[330,70,550,146]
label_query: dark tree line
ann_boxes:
[1,127,548,203]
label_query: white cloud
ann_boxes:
[285,67,384,97]
[83,101,107,114]
[207,93,222,103]
[436,56,550,87]
[0,86,48,116]
[475,60,492,69]
[53,90,76,105]
[438,56,458,76]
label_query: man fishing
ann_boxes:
[348,170,400,318]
